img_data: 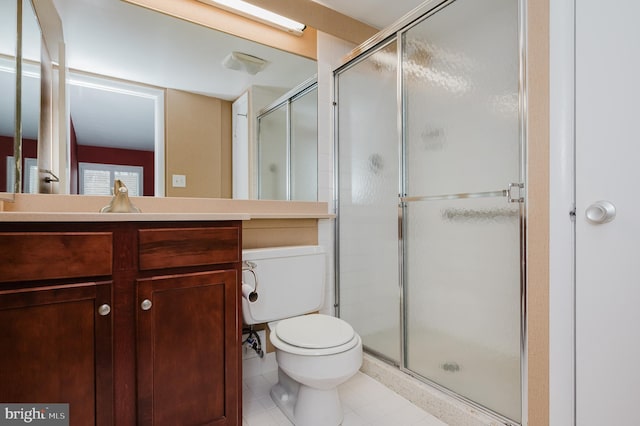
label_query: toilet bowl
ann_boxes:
[241,246,363,426]
[268,314,363,426]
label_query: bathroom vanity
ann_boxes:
[0,217,244,426]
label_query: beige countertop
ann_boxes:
[0,212,251,222]
[0,194,334,222]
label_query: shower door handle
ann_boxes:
[398,200,404,240]
[400,187,516,203]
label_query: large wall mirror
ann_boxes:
[1,0,318,200]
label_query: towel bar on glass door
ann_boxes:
[441,207,519,222]
[399,183,524,203]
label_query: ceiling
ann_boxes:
[1,0,426,151]
[311,0,426,29]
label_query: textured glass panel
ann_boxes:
[290,87,317,201]
[403,0,521,422]
[404,0,519,197]
[258,106,287,200]
[405,198,521,421]
[337,40,400,363]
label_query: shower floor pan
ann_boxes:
[362,327,520,426]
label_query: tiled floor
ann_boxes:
[242,370,448,426]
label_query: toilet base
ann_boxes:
[270,368,344,426]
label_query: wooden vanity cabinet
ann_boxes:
[0,221,242,426]
[0,229,114,426]
[0,283,113,425]
[136,225,242,426]
[137,270,238,425]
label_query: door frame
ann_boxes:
[548,0,574,425]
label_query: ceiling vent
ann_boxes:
[222,51,269,75]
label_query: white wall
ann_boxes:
[232,92,249,199]
[548,0,575,425]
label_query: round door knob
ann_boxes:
[141,299,152,311]
[585,200,616,224]
[98,304,111,316]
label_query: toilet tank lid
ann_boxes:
[274,314,355,349]
[242,245,325,260]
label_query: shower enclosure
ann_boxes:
[334,0,524,424]
[257,78,318,201]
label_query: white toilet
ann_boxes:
[242,245,362,426]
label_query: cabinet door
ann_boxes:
[137,270,240,426]
[0,281,113,426]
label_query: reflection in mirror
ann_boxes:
[51,0,317,199]
[0,0,41,193]
[258,105,287,200]
[257,79,318,201]
[69,73,163,196]
[5,62,40,193]
[290,85,318,201]
[0,0,17,193]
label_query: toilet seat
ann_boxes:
[270,314,360,356]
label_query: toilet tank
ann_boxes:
[242,245,325,325]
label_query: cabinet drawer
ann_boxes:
[138,227,240,270]
[0,232,113,282]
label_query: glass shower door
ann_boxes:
[290,86,318,201]
[336,40,401,363]
[402,0,521,422]
[258,105,287,200]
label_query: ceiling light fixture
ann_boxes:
[197,0,306,36]
[222,52,269,75]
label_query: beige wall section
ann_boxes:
[527,0,550,425]
[242,219,318,249]
[123,0,317,60]
[243,0,378,44]
[165,89,232,198]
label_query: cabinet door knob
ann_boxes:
[98,304,111,316]
[141,299,153,311]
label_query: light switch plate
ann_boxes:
[172,174,186,188]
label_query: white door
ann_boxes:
[232,92,249,199]
[575,1,640,424]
